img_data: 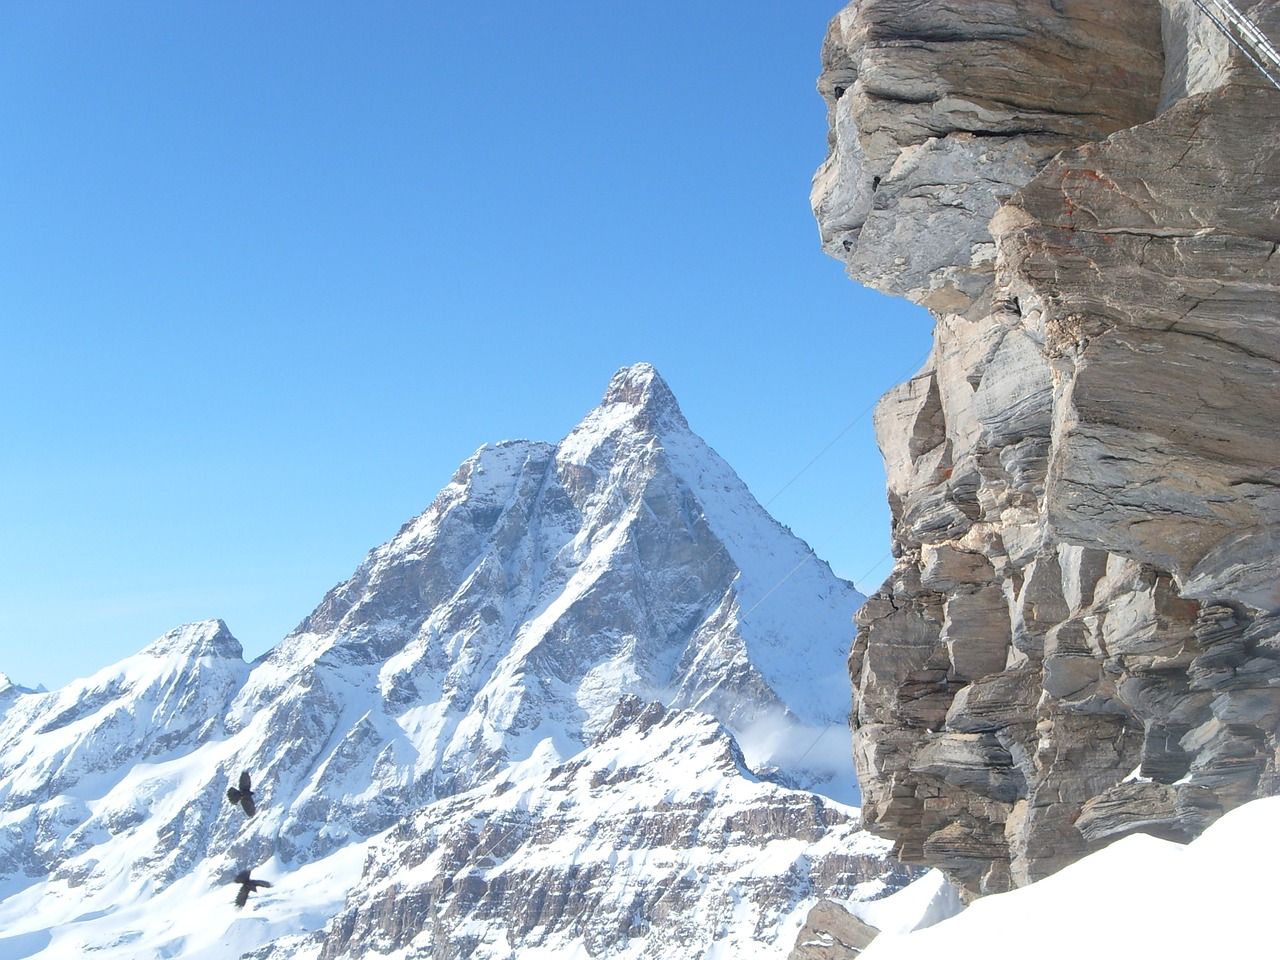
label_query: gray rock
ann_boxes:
[789,899,880,960]
[819,0,1280,897]
[812,0,1163,313]
[304,706,915,960]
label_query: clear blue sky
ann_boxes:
[1,1,933,691]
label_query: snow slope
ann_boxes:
[859,795,1280,960]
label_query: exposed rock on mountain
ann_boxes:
[286,700,909,960]
[814,0,1280,896]
[0,364,908,959]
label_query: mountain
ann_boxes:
[0,363,914,959]
[286,698,911,960]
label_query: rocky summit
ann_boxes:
[0,364,916,959]
[814,0,1280,897]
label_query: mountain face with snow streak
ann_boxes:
[0,364,909,960]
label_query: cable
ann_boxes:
[737,550,822,624]
[627,343,933,636]
[736,492,896,623]
[1191,0,1280,90]
[719,345,933,606]
[792,721,837,768]
[762,347,933,512]
[1202,0,1280,71]
[850,547,896,598]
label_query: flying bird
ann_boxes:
[225,770,257,818]
[232,869,273,908]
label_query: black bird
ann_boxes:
[225,770,257,818]
[232,869,273,908]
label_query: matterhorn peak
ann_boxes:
[600,361,676,408]
[591,361,689,430]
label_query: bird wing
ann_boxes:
[234,884,250,908]
[242,794,257,818]
[239,770,252,792]
[233,869,250,884]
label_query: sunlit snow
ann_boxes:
[859,795,1280,960]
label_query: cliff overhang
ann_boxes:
[814,0,1280,898]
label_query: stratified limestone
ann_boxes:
[815,0,1280,897]
[812,0,1165,314]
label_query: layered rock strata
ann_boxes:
[814,0,1280,896]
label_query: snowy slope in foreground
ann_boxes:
[859,795,1280,960]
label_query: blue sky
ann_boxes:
[1,1,933,690]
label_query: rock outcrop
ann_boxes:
[789,899,879,960]
[814,0,1280,896]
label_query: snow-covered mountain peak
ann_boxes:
[0,673,34,713]
[559,362,689,465]
[597,361,687,428]
[0,619,249,820]
[226,364,864,808]
[141,619,244,661]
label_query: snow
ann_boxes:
[0,836,367,960]
[859,795,1280,960]
[846,869,961,936]
[326,705,898,960]
[0,696,898,960]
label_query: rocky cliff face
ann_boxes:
[813,0,1280,897]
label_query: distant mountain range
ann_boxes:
[0,364,917,960]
